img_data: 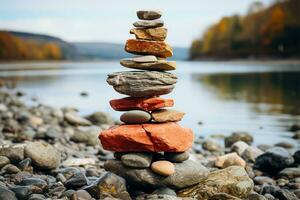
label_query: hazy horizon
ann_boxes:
[1,0,274,47]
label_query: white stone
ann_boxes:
[132,55,157,63]
[231,141,249,156]
[62,158,96,167]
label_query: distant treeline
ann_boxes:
[0,31,188,61]
[0,31,63,60]
[190,0,300,59]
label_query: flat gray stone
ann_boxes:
[121,152,153,168]
[107,71,177,97]
[278,167,300,179]
[120,59,176,71]
[137,10,162,20]
[120,110,151,124]
[65,111,92,126]
[104,159,208,189]
[133,20,164,28]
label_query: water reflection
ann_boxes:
[197,72,300,115]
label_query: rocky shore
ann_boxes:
[0,85,299,200]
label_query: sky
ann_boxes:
[0,0,275,47]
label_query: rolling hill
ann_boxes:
[1,30,188,61]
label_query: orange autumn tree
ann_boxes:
[0,31,62,61]
[190,0,300,59]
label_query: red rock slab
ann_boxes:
[109,97,174,112]
[99,122,194,152]
[99,124,154,151]
[125,39,173,58]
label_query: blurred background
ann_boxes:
[0,0,299,146]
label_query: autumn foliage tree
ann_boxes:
[190,0,300,59]
[0,31,62,61]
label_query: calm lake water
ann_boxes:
[1,61,300,147]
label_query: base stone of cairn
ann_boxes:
[99,10,208,192]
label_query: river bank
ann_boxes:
[0,85,299,199]
[1,60,300,149]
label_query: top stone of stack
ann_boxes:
[124,10,174,71]
[137,10,162,20]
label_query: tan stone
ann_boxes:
[177,166,254,199]
[130,27,167,41]
[120,59,176,71]
[151,161,175,176]
[125,39,173,58]
[215,153,246,168]
[151,109,185,122]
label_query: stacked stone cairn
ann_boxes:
[99,10,208,192]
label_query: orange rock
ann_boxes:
[99,122,194,152]
[99,124,154,151]
[125,39,173,58]
[109,97,174,112]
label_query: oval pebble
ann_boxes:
[164,152,189,162]
[121,152,152,168]
[151,161,175,176]
[120,110,151,124]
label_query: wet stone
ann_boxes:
[152,187,177,196]
[225,132,253,147]
[18,158,32,171]
[83,172,131,200]
[10,186,32,200]
[120,59,176,71]
[70,189,92,200]
[0,187,18,200]
[254,147,294,174]
[137,10,162,20]
[121,152,153,168]
[64,171,88,189]
[1,164,20,174]
[28,194,46,200]
[19,177,47,192]
[274,189,298,200]
[231,141,249,156]
[164,152,189,163]
[120,110,151,124]
[24,141,60,170]
[133,20,164,28]
[0,144,25,163]
[0,156,10,168]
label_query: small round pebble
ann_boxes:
[71,190,92,200]
[120,110,151,124]
[0,156,10,168]
[151,161,175,176]
[152,187,177,196]
[164,152,189,162]
[121,152,152,168]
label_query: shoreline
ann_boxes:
[0,86,299,199]
[0,59,300,72]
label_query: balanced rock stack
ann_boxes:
[99,10,208,190]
